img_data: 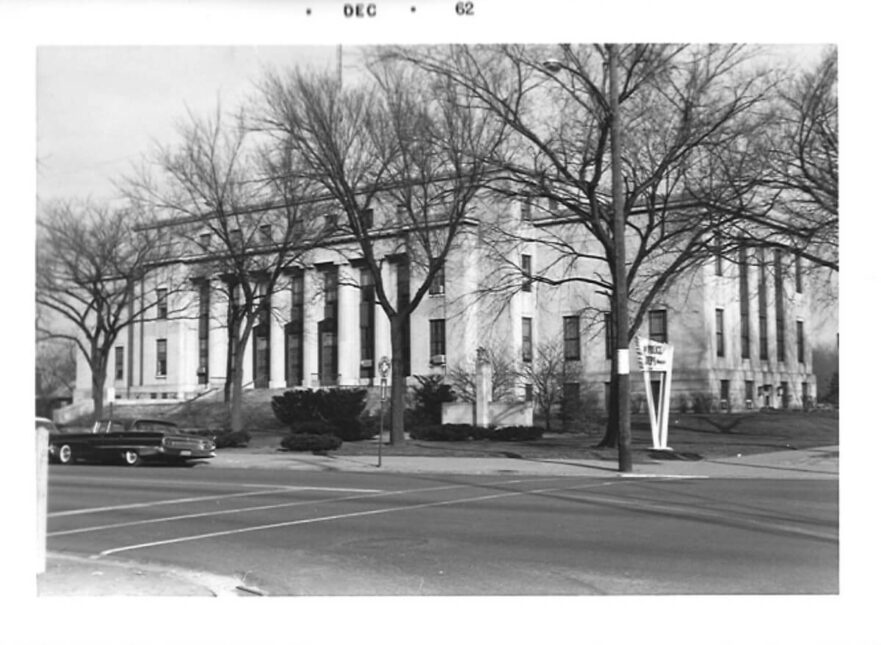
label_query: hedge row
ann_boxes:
[280,433,342,453]
[271,389,375,442]
[409,424,544,442]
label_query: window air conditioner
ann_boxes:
[745,399,753,409]
[430,354,446,366]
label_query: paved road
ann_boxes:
[46,464,837,595]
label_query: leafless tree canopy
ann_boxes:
[122,106,331,432]
[254,58,508,442]
[36,201,175,418]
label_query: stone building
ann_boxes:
[73,195,816,414]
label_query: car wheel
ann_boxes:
[57,444,74,465]
[122,450,141,466]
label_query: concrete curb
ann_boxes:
[38,552,264,597]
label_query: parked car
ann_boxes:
[48,417,215,466]
[35,417,58,433]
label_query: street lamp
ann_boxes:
[544,44,632,472]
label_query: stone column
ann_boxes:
[269,278,289,389]
[337,263,360,386]
[303,268,320,387]
[474,347,493,428]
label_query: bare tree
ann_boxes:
[36,201,176,419]
[35,338,76,399]
[387,44,782,448]
[765,48,838,271]
[447,343,520,403]
[123,107,330,432]
[255,59,508,443]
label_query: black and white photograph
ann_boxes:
[4,1,872,644]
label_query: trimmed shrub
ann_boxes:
[290,420,337,435]
[280,433,342,453]
[491,425,544,441]
[271,390,318,427]
[271,388,368,429]
[410,375,457,425]
[332,417,376,442]
[213,430,251,448]
[409,424,473,442]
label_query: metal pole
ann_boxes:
[609,43,632,473]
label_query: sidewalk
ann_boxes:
[38,444,837,597]
[209,444,839,479]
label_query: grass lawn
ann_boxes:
[236,410,839,463]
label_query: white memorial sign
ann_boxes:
[635,336,674,450]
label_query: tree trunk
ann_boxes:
[229,338,245,433]
[389,316,406,444]
[598,362,619,448]
[90,348,107,421]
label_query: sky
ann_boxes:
[36,43,825,206]
[37,46,345,204]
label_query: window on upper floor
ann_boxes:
[521,254,532,292]
[648,310,667,344]
[522,317,533,363]
[429,260,445,295]
[563,315,580,361]
[156,288,168,319]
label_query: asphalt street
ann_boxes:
[46,464,838,595]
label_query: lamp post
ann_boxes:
[544,44,632,472]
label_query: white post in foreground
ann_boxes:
[35,427,49,574]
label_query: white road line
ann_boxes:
[97,481,620,557]
[49,486,382,518]
[49,479,561,535]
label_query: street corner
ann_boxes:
[37,553,245,597]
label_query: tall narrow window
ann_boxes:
[563,316,580,361]
[521,317,533,363]
[429,319,446,361]
[605,312,613,359]
[115,346,124,381]
[795,254,803,294]
[199,232,211,250]
[745,380,755,407]
[649,310,668,344]
[521,254,532,292]
[360,208,374,229]
[198,280,210,384]
[715,308,725,358]
[319,266,339,386]
[797,320,805,363]
[396,260,411,376]
[286,270,304,387]
[774,249,785,363]
[739,247,750,359]
[259,224,272,244]
[520,196,532,221]
[230,228,244,249]
[758,248,769,360]
[720,379,730,405]
[360,269,375,377]
[714,231,723,276]
[429,259,445,295]
[156,288,168,319]
[156,339,167,377]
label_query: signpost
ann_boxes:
[377,356,390,468]
[635,337,675,450]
